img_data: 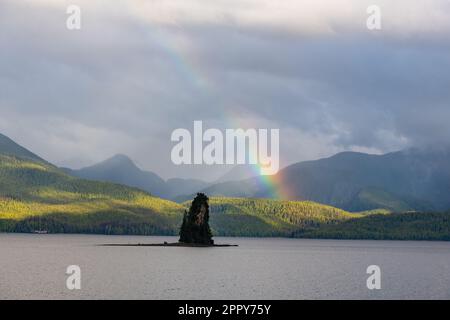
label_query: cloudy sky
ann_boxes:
[1,0,450,180]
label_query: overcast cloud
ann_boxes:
[1,0,450,180]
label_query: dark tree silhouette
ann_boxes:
[179,193,213,245]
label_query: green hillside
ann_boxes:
[0,154,183,234]
[346,187,416,212]
[206,197,359,237]
[208,198,450,240]
[297,211,450,241]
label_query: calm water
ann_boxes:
[1,234,450,300]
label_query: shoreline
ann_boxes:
[100,242,238,247]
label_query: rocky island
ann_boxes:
[102,193,237,247]
[179,193,214,245]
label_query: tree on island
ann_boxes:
[179,193,214,245]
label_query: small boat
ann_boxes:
[33,230,48,234]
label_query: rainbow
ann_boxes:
[151,28,291,200]
[247,153,293,201]
[150,28,210,91]
[224,113,292,200]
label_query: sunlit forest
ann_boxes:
[1,154,449,240]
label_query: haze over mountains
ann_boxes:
[63,155,170,198]
[63,140,450,212]
[2,132,450,212]
[63,156,260,200]
[63,154,212,199]
[199,150,450,212]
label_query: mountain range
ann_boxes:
[1,132,450,240]
[63,155,261,201]
[60,137,450,212]
[196,149,450,212]
[63,154,215,200]
[62,154,171,198]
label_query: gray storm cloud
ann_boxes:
[1,0,450,179]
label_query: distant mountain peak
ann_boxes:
[328,151,379,160]
[110,153,132,161]
[95,154,139,170]
[105,154,135,165]
[67,154,171,198]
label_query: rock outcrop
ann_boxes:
[179,193,214,245]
